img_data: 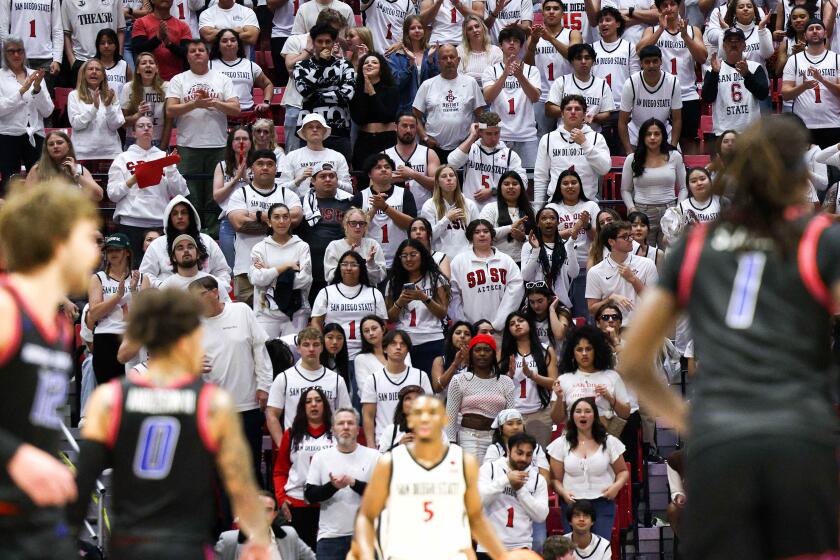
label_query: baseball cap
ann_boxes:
[170,233,197,252]
[722,28,746,41]
[311,161,336,179]
[104,233,130,249]
[296,113,332,140]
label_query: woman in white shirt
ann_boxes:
[249,203,313,338]
[0,38,53,192]
[479,171,535,265]
[251,118,287,170]
[546,169,599,318]
[378,384,425,452]
[212,126,252,267]
[209,28,273,114]
[420,165,480,258]
[408,216,452,278]
[352,315,411,404]
[547,396,629,539]
[120,52,170,149]
[457,15,503,83]
[323,207,387,286]
[620,118,687,248]
[520,207,578,310]
[95,29,132,102]
[68,58,126,161]
[25,130,103,201]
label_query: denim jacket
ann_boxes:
[387,48,440,115]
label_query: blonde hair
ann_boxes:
[459,15,492,71]
[349,27,375,65]
[126,52,166,115]
[432,165,468,220]
[75,59,113,105]
[342,207,368,234]
[252,118,278,151]
[0,181,99,273]
[401,15,429,52]
[35,130,78,182]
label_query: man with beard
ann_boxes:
[159,234,231,300]
[304,408,379,560]
[0,183,100,559]
[477,432,548,557]
[349,395,511,560]
[384,113,440,210]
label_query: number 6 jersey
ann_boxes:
[377,443,472,560]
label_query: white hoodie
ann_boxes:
[533,124,611,206]
[107,144,189,228]
[139,195,232,291]
[449,247,524,332]
[248,234,313,331]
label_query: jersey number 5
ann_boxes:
[724,252,766,329]
[423,500,434,521]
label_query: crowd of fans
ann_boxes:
[2,0,838,556]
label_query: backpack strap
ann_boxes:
[798,213,836,313]
[676,223,708,308]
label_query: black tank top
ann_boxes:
[0,282,72,519]
[107,375,217,544]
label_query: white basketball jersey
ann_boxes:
[361,186,408,267]
[210,57,258,108]
[392,273,446,344]
[171,0,199,37]
[562,0,592,41]
[277,365,346,429]
[482,62,541,142]
[385,144,433,209]
[678,195,721,224]
[593,38,639,103]
[739,26,768,66]
[480,459,543,551]
[460,143,517,209]
[711,60,762,134]
[367,367,432,442]
[363,0,414,54]
[784,50,840,129]
[378,444,472,560]
[94,270,134,335]
[7,0,59,60]
[511,346,548,414]
[286,430,335,501]
[319,284,385,359]
[655,25,700,100]
[105,60,128,100]
[534,28,575,101]
[484,0,534,42]
[621,71,681,143]
[429,0,463,45]
[550,73,615,126]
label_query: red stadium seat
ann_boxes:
[253,88,265,105]
[683,154,711,169]
[546,506,565,536]
[602,156,625,201]
[772,78,784,113]
[354,14,362,26]
[275,126,285,147]
[53,87,72,124]
[697,115,714,152]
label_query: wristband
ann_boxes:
[255,210,262,223]
[628,6,635,17]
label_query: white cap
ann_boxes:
[296,113,332,140]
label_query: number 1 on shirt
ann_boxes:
[725,252,766,329]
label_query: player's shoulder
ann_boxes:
[0,287,19,350]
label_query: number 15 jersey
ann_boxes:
[377,443,472,560]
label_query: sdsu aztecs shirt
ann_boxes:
[412,74,485,150]
[166,69,236,148]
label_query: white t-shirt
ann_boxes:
[268,360,352,428]
[412,74,485,150]
[546,434,626,499]
[483,0,533,42]
[198,3,260,57]
[291,0,355,36]
[270,0,294,38]
[120,81,168,144]
[201,302,273,412]
[548,73,615,128]
[306,445,381,539]
[360,366,433,443]
[311,283,388,359]
[210,57,262,109]
[167,68,237,148]
[585,253,658,324]
[61,0,126,61]
[482,62,541,142]
[546,200,601,269]
[555,368,631,420]
[280,145,353,196]
[158,271,232,301]
[280,33,307,109]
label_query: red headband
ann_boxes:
[468,333,497,352]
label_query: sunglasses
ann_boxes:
[600,314,620,321]
[525,281,547,289]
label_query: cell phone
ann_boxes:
[403,283,416,291]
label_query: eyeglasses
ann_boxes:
[340,262,360,269]
[600,314,620,321]
[616,234,632,240]
[347,221,367,228]
[399,252,420,260]
[525,281,547,289]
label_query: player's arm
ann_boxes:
[209,388,271,549]
[616,287,687,432]
[464,453,508,559]
[352,453,393,560]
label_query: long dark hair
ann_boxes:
[387,239,447,303]
[718,116,811,255]
[534,207,568,288]
[95,28,122,62]
[632,118,672,177]
[331,250,372,286]
[359,314,387,354]
[565,397,608,449]
[499,311,551,407]
[223,126,253,178]
[522,283,558,348]
[166,202,209,264]
[320,323,349,385]
[355,52,395,90]
[786,4,816,39]
[560,324,615,372]
[496,171,535,236]
[210,28,245,60]
[443,320,474,369]
[723,0,760,26]
[549,168,589,205]
[289,386,333,448]
[392,386,423,432]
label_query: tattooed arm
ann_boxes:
[208,388,272,552]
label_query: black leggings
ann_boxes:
[92,332,124,384]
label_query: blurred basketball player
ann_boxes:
[350,395,511,560]
[69,289,271,560]
[0,183,100,559]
